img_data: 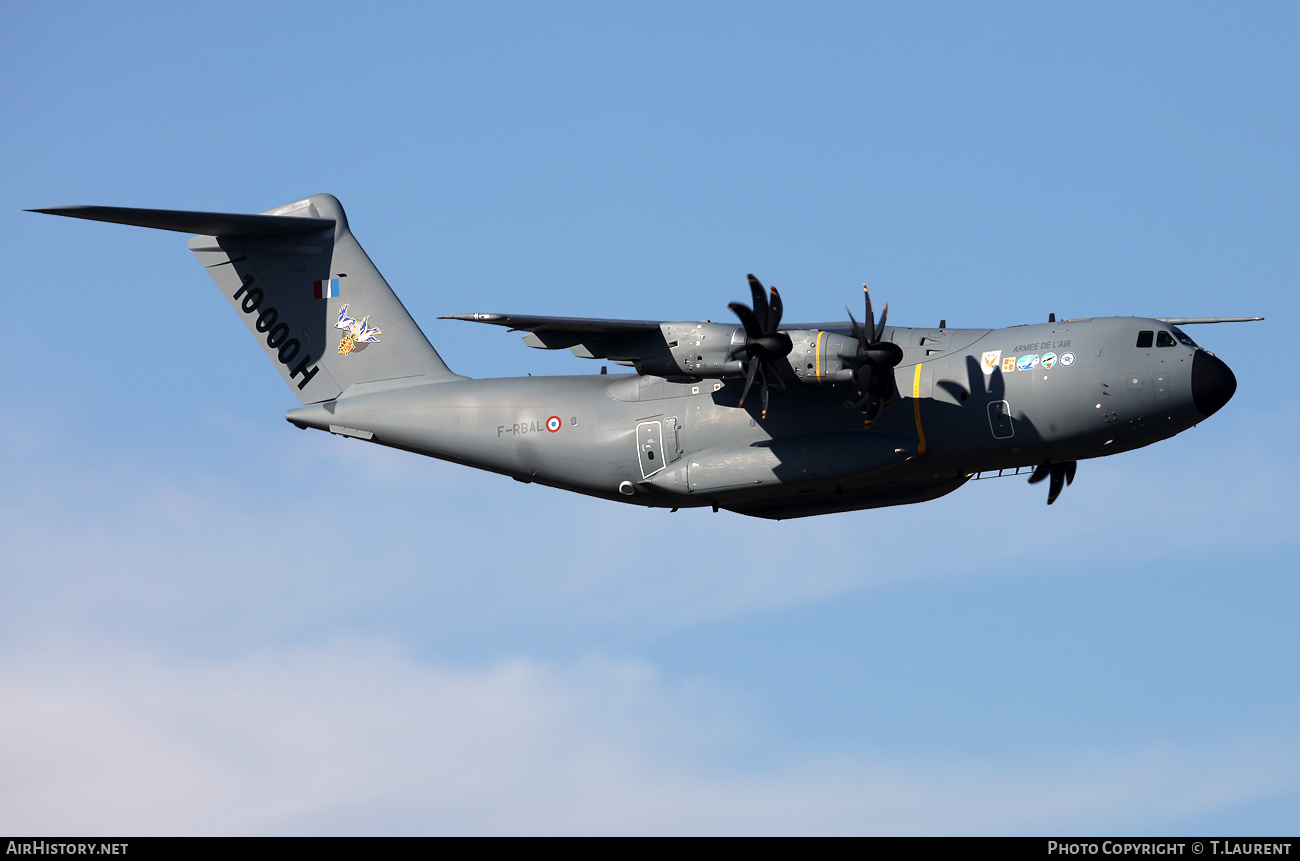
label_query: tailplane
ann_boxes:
[32,194,462,403]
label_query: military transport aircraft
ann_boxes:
[32,194,1261,519]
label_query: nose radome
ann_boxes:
[1192,350,1237,418]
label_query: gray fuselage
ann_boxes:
[286,315,1235,519]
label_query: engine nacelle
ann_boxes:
[625,324,860,385]
[623,321,747,378]
[786,330,857,385]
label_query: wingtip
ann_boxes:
[440,312,503,322]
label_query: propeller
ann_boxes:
[843,284,904,425]
[1028,460,1078,505]
[728,274,793,419]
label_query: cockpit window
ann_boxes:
[1157,331,1177,347]
[1136,330,1154,348]
[1171,325,1198,348]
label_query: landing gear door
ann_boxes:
[637,420,665,479]
[663,416,682,464]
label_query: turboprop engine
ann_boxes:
[462,276,903,419]
[645,321,859,386]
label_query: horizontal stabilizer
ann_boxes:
[28,205,335,237]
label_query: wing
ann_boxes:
[442,310,860,380]
[335,304,358,332]
[442,313,672,366]
[440,312,664,351]
[442,312,853,346]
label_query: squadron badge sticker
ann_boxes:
[1016,354,1040,371]
[1042,352,1057,369]
[335,304,382,355]
[981,350,1002,376]
[1002,356,1017,373]
[1060,351,1076,366]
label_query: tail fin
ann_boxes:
[33,194,462,403]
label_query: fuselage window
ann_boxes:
[1157,331,1177,347]
[1136,330,1154,348]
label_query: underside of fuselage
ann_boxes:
[285,372,978,519]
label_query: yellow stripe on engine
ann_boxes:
[913,363,927,454]
[815,331,825,383]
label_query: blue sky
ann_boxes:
[3,1,1297,835]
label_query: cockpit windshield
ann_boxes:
[1170,325,1198,348]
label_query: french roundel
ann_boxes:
[546,415,562,433]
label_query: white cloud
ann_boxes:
[3,405,1297,650]
[4,407,1297,833]
[1,639,1295,835]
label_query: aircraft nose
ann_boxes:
[1192,350,1237,418]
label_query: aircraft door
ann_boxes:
[987,400,1014,439]
[636,420,665,479]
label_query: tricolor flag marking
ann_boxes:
[314,277,340,300]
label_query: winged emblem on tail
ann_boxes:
[335,304,382,355]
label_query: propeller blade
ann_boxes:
[729,301,764,340]
[854,363,875,401]
[874,368,897,402]
[1065,461,1077,486]
[1028,463,1052,485]
[846,304,868,350]
[729,276,796,415]
[738,357,760,407]
[863,394,885,425]
[863,284,876,340]
[766,359,789,390]
[746,275,770,332]
[1047,464,1066,504]
[768,286,784,330]
[844,285,902,416]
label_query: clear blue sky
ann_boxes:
[3,0,1297,834]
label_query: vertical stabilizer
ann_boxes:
[32,195,463,404]
[187,194,462,402]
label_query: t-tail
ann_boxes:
[30,194,464,402]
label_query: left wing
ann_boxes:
[442,310,861,383]
[439,312,663,352]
